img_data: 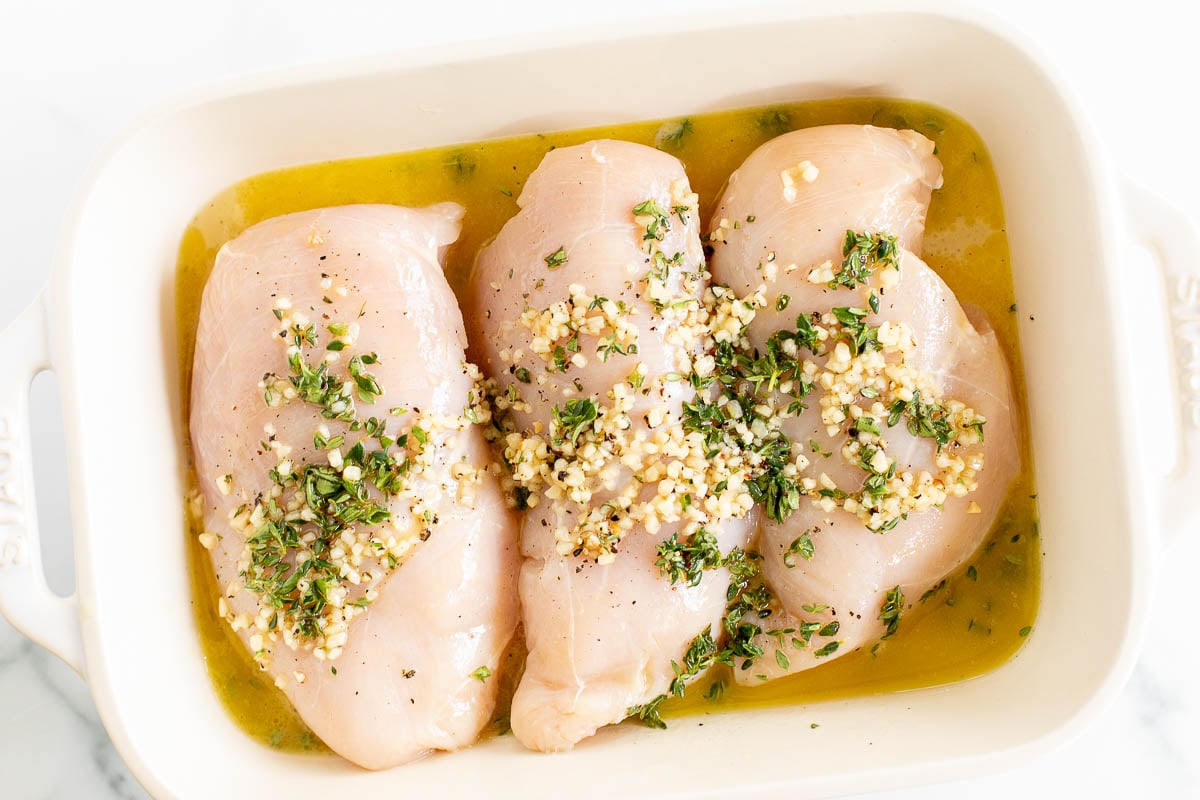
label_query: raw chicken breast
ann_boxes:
[708,126,1018,681]
[711,123,943,343]
[467,141,754,751]
[190,204,520,768]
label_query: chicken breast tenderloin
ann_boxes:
[707,126,1019,682]
[467,141,755,751]
[191,204,520,768]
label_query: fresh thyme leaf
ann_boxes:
[851,415,881,437]
[783,529,816,567]
[879,585,905,639]
[829,230,899,290]
[632,199,671,243]
[650,541,775,675]
[886,390,957,449]
[813,640,841,658]
[669,626,718,697]
[654,118,694,150]
[655,529,723,587]
[544,246,568,270]
[471,666,492,682]
[444,152,477,177]
[552,398,598,445]
[831,306,878,356]
[597,331,633,362]
[628,696,667,730]
[718,548,771,669]
[348,353,383,404]
[751,461,801,523]
[919,579,947,603]
[756,109,791,135]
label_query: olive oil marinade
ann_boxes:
[177,97,1039,750]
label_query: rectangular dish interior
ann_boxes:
[53,7,1146,797]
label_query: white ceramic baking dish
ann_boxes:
[1,1,1195,796]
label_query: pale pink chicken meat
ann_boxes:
[467,140,754,751]
[191,204,520,768]
[708,125,1019,681]
[711,123,943,340]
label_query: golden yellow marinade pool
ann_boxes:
[176,97,1039,752]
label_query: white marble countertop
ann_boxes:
[1,0,1197,797]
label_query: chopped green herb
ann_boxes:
[886,390,962,449]
[444,152,477,177]
[813,641,841,658]
[597,331,634,362]
[632,199,672,243]
[829,230,899,290]
[544,246,568,270]
[756,109,791,134]
[627,696,667,730]
[655,529,723,587]
[879,585,904,639]
[918,580,946,603]
[654,118,694,150]
[552,398,598,445]
[831,306,878,356]
[783,529,816,567]
[628,624,719,730]
[347,353,383,404]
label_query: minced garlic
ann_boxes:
[780,160,819,201]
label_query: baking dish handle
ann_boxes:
[1123,179,1200,550]
[0,294,84,675]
